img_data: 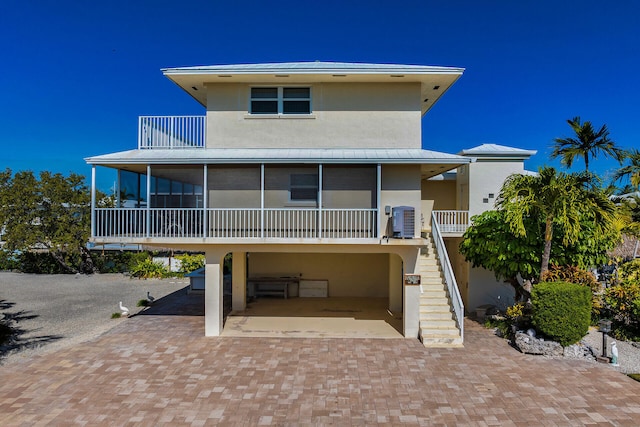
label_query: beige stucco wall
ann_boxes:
[205,82,422,149]
[421,179,457,226]
[248,252,389,297]
[380,164,422,237]
[464,161,525,217]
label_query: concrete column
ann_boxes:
[204,249,225,336]
[231,252,247,312]
[400,247,421,339]
[388,253,403,315]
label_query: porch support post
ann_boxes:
[318,164,323,238]
[203,164,208,238]
[231,252,247,311]
[260,164,265,238]
[204,249,226,336]
[399,247,421,339]
[115,169,121,207]
[91,165,96,238]
[146,164,151,238]
[377,163,381,238]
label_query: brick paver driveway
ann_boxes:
[1,291,640,426]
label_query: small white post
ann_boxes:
[146,164,151,237]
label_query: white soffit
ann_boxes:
[161,61,464,115]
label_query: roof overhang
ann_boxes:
[85,148,472,180]
[161,61,464,115]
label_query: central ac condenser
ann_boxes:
[392,206,415,238]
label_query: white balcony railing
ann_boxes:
[432,210,470,234]
[138,116,205,149]
[94,208,377,240]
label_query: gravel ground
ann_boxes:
[581,327,640,374]
[0,272,189,365]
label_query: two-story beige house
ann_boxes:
[86,62,535,347]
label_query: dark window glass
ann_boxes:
[283,100,310,114]
[251,100,278,114]
[283,87,310,98]
[251,87,277,98]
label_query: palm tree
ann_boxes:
[497,167,616,281]
[551,116,623,171]
[614,148,640,189]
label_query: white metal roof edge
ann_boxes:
[162,61,465,76]
[85,149,472,165]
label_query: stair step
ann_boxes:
[420,327,460,336]
[421,299,449,307]
[421,290,448,298]
[419,312,454,320]
[421,284,445,290]
[421,319,457,328]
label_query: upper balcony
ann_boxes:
[138,116,206,149]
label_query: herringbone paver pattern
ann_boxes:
[1,298,640,425]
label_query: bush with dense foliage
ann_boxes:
[176,253,204,274]
[541,265,603,321]
[129,257,169,279]
[531,281,592,346]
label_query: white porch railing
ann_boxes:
[94,207,377,239]
[138,116,206,149]
[431,212,464,341]
[432,210,470,234]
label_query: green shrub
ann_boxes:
[129,257,168,279]
[541,265,603,321]
[111,312,122,319]
[619,259,640,283]
[531,281,591,346]
[176,253,204,274]
[137,299,149,307]
[0,250,19,271]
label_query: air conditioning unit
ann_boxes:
[392,206,415,238]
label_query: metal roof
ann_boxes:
[458,144,537,159]
[162,61,464,75]
[85,148,471,166]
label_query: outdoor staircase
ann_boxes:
[418,236,463,348]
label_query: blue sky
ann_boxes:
[2,1,638,191]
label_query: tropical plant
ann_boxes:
[614,148,640,189]
[551,116,623,171]
[176,253,205,274]
[129,257,169,279]
[497,167,616,280]
[459,208,619,300]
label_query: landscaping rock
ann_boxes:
[564,342,596,361]
[514,331,563,356]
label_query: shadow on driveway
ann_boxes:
[135,286,204,316]
[0,301,63,362]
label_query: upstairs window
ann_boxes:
[250,87,311,115]
[290,173,318,201]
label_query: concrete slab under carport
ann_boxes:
[222,297,403,338]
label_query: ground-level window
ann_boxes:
[250,87,311,114]
[290,173,318,201]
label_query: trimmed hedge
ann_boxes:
[531,281,591,346]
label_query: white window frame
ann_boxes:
[249,86,311,115]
